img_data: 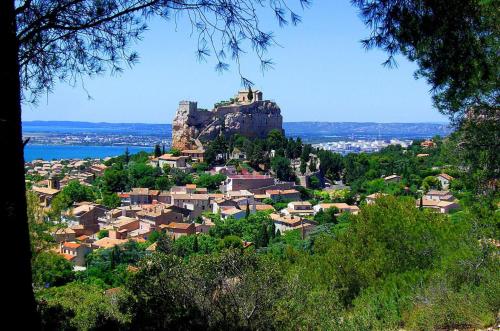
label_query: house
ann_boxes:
[255,204,275,212]
[59,242,92,267]
[265,189,301,202]
[129,188,160,205]
[236,89,263,103]
[89,163,108,176]
[31,186,60,206]
[420,140,437,148]
[222,174,275,192]
[181,149,205,163]
[130,188,151,205]
[424,190,455,202]
[225,190,256,211]
[108,216,140,239]
[229,148,246,160]
[270,213,316,235]
[118,192,130,206]
[161,222,196,239]
[212,166,237,176]
[157,153,188,169]
[383,174,402,183]
[418,198,460,214]
[313,203,360,215]
[67,202,107,234]
[436,173,454,189]
[53,227,76,243]
[135,205,187,233]
[170,193,210,219]
[220,207,246,220]
[195,218,215,234]
[92,237,127,249]
[212,198,239,213]
[170,184,207,195]
[282,201,315,216]
[365,192,388,205]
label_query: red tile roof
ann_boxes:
[63,242,81,249]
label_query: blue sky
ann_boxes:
[21,1,448,124]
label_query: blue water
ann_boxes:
[24,145,152,161]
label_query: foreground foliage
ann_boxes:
[35,197,499,330]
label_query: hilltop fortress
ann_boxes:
[172,90,283,150]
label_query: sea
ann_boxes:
[24,145,152,161]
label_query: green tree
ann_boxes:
[32,252,74,288]
[102,167,129,193]
[97,230,109,239]
[102,192,121,209]
[353,0,499,190]
[4,0,310,324]
[271,156,295,182]
[195,173,226,191]
[37,282,127,330]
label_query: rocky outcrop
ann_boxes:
[172,96,283,150]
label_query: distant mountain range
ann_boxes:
[283,121,452,137]
[23,120,452,141]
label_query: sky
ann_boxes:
[21,1,448,124]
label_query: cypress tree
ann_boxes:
[245,201,250,218]
[124,147,130,164]
[247,86,253,101]
[193,235,199,253]
[154,144,162,157]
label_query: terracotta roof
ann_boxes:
[255,204,275,211]
[182,149,205,153]
[93,237,126,249]
[222,208,244,215]
[165,222,194,230]
[289,201,312,206]
[131,188,149,195]
[61,253,75,261]
[426,190,451,196]
[63,242,81,249]
[159,153,186,161]
[32,186,60,195]
[366,193,388,199]
[228,174,272,179]
[171,193,209,200]
[54,227,75,235]
[437,173,454,181]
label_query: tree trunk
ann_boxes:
[0,0,40,328]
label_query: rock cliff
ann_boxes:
[172,94,283,150]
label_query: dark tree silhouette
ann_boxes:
[2,0,309,327]
[154,144,162,157]
[247,86,254,101]
[352,0,499,190]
